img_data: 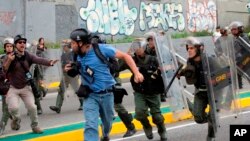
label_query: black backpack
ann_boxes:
[92,43,119,77]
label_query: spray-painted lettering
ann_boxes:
[0,11,16,26]
[186,0,217,32]
[139,2,185,31]
[79,0,137,35]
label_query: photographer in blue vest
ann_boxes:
[65,28,144,141]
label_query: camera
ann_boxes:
[24,72,40,98]
[25,72,32,80]
[67,62,80,77]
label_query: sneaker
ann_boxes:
[100,136,109,141]
[123,128,136,137]
[11,118,21,130]
[32,126,43,134]
[143,127,153,139]
[0,122,6,135]
[49,106,61,114]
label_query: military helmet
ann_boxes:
[185,37,204,54]
[3,37,14,48]
[129,38,147,55]
[14,34,27,44]
[70,28,90,44]
[144,31,157,41]
[229,21,243,29]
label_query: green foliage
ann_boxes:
[106,36,136,44]
[171,32,189,39]
[0,45,4,54]
[171,30,212,39]
[45,42,61,49]
[244,26,250,33]
[192,30,213,37]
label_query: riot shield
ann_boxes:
[233,36,250,82]
[201,38,240,135]
[43,48,63,89]
[27,45,37,76]
[153,33,188,120]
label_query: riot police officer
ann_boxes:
[50,42,82,113]
[119,38,167,141]
[0,37,14,135]
[178,37,215,141]
[229,21,250,89]
[144,32,166,102]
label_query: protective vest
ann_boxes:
[130,55,164,94]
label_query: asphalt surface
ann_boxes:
[1,80,250,141]
[110,108,250,141]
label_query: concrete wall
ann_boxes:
[0,0,250,42]
[0,0,24,39]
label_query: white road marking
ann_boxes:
[111,110,250,141]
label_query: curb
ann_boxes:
[1,92,250,141]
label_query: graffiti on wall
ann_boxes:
[139,2,185,32]
[247,0,250,13]
[79,0,138,35]
[186,0,217,32]
[0,11,16,26]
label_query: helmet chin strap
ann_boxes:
[77,42,86,57]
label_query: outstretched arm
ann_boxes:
[115,50,144,83]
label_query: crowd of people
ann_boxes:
[0,20,249,141]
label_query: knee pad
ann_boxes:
[152,114,164,125]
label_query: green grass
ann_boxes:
[171,30,212,39]
[171,32,189,39]
[106,36,136,44]
[192,30,213,37]
[0,45,4,54]
[45,42,61,49]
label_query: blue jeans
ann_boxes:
[83,92,114,141]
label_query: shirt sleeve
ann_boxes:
[100,44,116,59]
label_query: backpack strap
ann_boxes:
[92,43,113,68]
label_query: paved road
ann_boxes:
[110,107,250,141]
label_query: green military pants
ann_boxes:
[55,75,81,109]
[191,91,215,138]
[134,92,164,126]
[0,96,10,124]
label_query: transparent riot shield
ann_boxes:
[43,48,63,89]
[27,45,37,76]
[201,38,240,135]
[153,33,188,120]
[233,36,250,81]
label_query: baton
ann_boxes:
[164,64,183,96]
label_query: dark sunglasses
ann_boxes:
[17,41,26,44]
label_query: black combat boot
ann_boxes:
[140,119,153,139]
[100,136,109,141]
[157,123,167,141]
[118,112,137,137]
[49,106,61,113]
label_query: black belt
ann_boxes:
[95,89,113,94]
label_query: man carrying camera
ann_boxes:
[3,35,58,134]
[65,28,144,141]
